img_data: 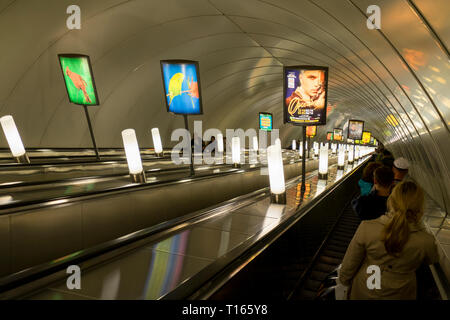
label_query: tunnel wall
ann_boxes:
[0,0,448,216]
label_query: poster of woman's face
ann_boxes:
[348,120,364,140]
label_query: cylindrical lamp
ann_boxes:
[275,138,281,150]
[0,115,30,164]
[318,144,329,180]
[122,129,146,183]
[355,146,360,161]
[217,133,224,153]
[348,146,354,164]
[292,140,296,151]
[253,136,259,152]
[313,142,319,158]
[216,133,224,164]
[232,136,240,168]
[331,143,337,154]
[151,128,163,157]
[299,144,303,158]
[338,145,345,170]
[267,144,286,204]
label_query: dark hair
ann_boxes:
[374,166,394,188]
[382,149,392,157]
[362,162,382,183]
[381,155,394,168]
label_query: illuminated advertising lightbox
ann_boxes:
[326,132,333,141]
[347,120,364,140]
[333,128,343,141]
[160,60,203,115]
[362,131,371,144]
[306,126,317,137]
[283,66,329,126]
[259,112,273,131]
[58,54,99,106]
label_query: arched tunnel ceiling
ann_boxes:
[0,0,449,208]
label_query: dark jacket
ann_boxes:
[351,190,388,220]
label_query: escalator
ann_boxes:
[289,202,360,300]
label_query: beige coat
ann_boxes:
[339,214,439,300]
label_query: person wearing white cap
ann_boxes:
[393,157,409,185]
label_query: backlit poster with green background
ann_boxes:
[58,54,99,106]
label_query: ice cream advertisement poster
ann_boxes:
[161,60,203,115]
[58,54,99,106]
[362,131,371,144]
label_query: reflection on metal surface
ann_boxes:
[386,114,399,127]
[335,169,344,182]
[218,219,232,258]
[46,199,69,206]
[402,48,427,70]
[100,269,121,300]
[295,182,311,208]
[143,231,189,299]
[0,195,13,205]
[315,179,327,197]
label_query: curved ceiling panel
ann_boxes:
[0,0,449,210]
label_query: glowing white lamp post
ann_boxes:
[292,140,296,151]
[275,138,281,150]
[313,142,319,158]
[348,146,354,164]
[318,144,329,180]
[338,145,345,170]
[267,144,286,204]
[217,134,224,153]
[331,143,337,154]
[151,128,163,157]
[232,137,240,168]
[122,129,146,183]
[355,146,360,161]
[299,144,303,158]
[0,115,29,164]
[253,136,259,153]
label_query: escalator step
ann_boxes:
[321,250,344,260]
[326,244,348,253]
[298,289,318,300]
[310,270,330,281]
[318,255,342,266]
[314,262,338,274]
[329,235,353,243]
[303,279,322,291]
[338,224,359,230]
[332,232,354,240]
[327,239,351,248]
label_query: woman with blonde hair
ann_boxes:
[338,181,439,299]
